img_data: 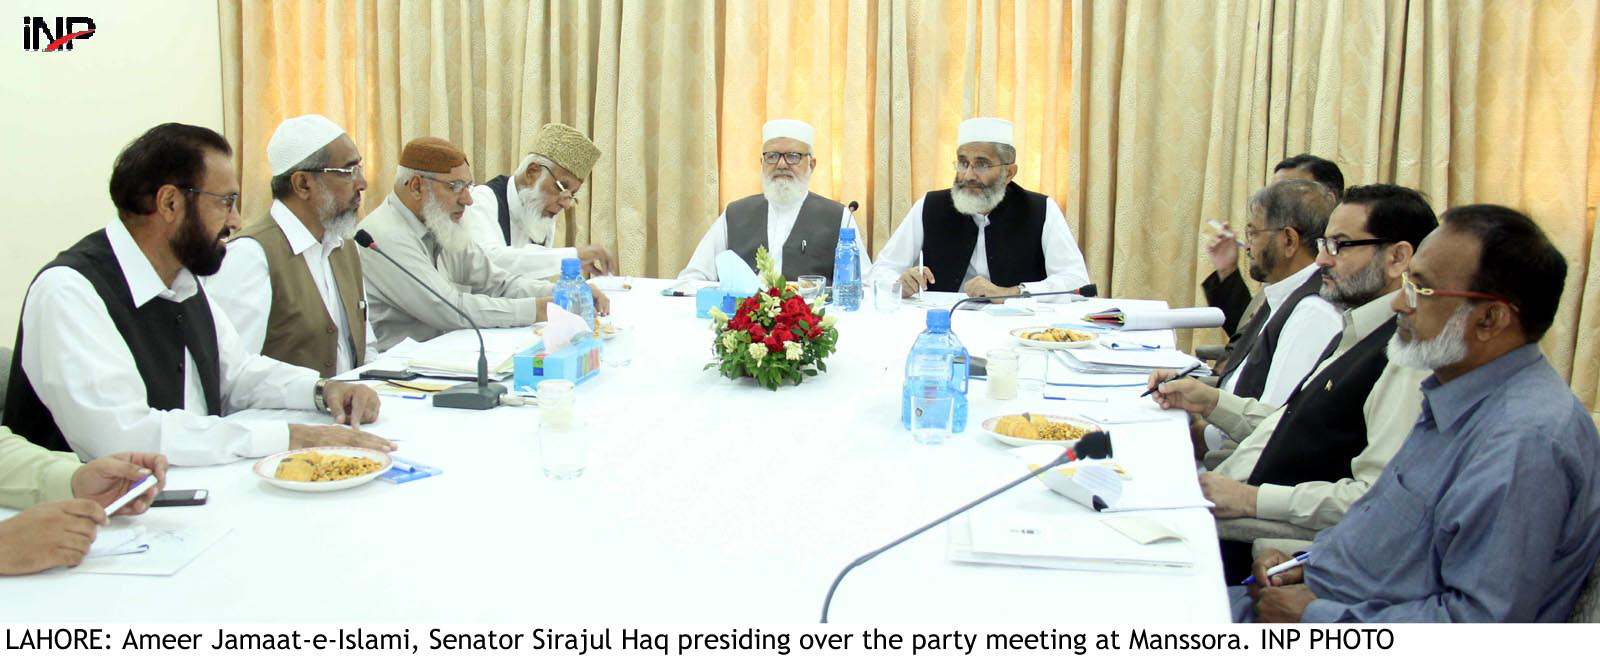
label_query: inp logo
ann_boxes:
[21,16,96,52]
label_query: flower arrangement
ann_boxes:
[705,247,839,390]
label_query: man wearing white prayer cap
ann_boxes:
[204,114,378,376]
[865,117,1089,299]
[677,118,869,281]
[462,123,616,279]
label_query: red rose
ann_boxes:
[784,296,807,314]
[773,326,795,343]
[764,335,782,351]
[809,324,823,338]
[748,324,767,341]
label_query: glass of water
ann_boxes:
[538,380,585,479]
[909,388,956,445]
[872,279,902,312]
[1017,347,1049,396]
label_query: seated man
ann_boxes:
[679,119,867,282]
[1198,180,1342,453]
[1204,154,1344,335]
[359,137,608,351]
[1153,185,1437,580]
[205,114,379,377]
[1240,204,1600,622]
[866,117,1089,299]
[463,123,615,279]
[2,123,393,465]
[0,425,166,575]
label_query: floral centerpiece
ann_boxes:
[705,247,839,390]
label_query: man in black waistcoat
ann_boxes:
[1153,185,1438,580]
[2,123,394,466]
[865,117,1089,300]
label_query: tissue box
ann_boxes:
[696,287,742,318]
[513,337,602,389]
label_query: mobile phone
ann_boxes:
[151,489,208,507]
[359,369,419,381]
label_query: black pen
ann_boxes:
[1140,361,1204,398]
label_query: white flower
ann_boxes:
[748,342,769,361]
[766,305,781,319]
[784,341,803,360]
[709,307,728,323]
[821,315,838,329]
[721,332,739,350]
[811,296,828,313]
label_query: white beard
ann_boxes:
[762,169,811,207]
[421,190,472,254]
[515,181,556,245]
[1387,303,1472,371]
[315,186,359,240]
[952,180,1006,216]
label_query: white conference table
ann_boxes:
[0,278,1229,623]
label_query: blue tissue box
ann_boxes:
[513,337,601,389]
[696,287,742,318]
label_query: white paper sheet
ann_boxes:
[72,519,230,576]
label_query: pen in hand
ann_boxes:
[1140,361,1204,398]
[1240,552,1309,585]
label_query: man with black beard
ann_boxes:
[1151,184,1436,580]
[2,123,394,465]
[205,115,379,377]
[866,117,1088,300]
[678,119,867,282]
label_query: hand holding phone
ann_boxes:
[151,489,208,507]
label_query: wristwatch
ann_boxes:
[1016,282,1029,296]
[313,378,330,413]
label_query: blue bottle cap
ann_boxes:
[561,258,581,277]
[925,309,950,330]
[839,227,857,242]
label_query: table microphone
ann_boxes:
[819,431,1113,623]
[944,283,1099,376]
[354,230,505,410]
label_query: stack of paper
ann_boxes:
[406,350,517,380]
[1056,348,1209,375]
[1082,307,1225,330]
[947,504,1194,573]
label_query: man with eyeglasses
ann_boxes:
[678,119,866,282]
[1239,204,1600,622]
[865,117,1088,300]
[205,115,379,377]
[3,123,394,466]
[360,137,582,351]
[1150,184,1436,581]
[463,123,617,279]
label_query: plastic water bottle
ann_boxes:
[832,227,862,312]
[551,257,595,330]
[900,309,970,444]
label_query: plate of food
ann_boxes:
[982,412,1103,447]
[1010,326,1096,349]
[253,447,392,492]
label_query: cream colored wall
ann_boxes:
[0,0,223,347]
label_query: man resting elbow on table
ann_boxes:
[0,426,167,575]
[1234,205,1600,622]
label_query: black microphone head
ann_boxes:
[1072,431,1113,460]
[1077,283,1098,298]
[354,230,375,249]
[847,201,859,212]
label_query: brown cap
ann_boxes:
[399,136,467,173]
[529,123,601,180]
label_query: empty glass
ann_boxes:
[1017,347,1049,396]
[603,319,633,367]
[872,279,902,312]
[538,380,585,479]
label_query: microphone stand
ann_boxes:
[355,231,505,410]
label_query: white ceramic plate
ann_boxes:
[1009,326,1098,350]
[253,447,392,492]
[981,413,1104,447]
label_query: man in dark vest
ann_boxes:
[678,119,866,282]
[462,123,615,279]
[1203,154,1346,334]
[2,123,394,466]
[1194,180,1342,457]
[865,117,1088,300]
[205,114,376,377]
[1152,184,1438,580]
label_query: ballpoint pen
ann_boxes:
[1139,361,1204,398]
[1240,552,1310,585]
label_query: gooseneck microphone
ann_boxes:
[819,432,1114,623]
[354,230,505,410]
[945,283,1098,376]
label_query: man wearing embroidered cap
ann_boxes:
[677,119,868,281]
[360,136,602,350]
[205,114,378,377]
[865,117,1088,299]
[463,123,616,279]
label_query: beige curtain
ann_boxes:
[1068,0,1600,409]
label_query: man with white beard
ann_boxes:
[1150,184,1437,581]
[1237,204,1600,623]
[678,119,866,281]
[463,123,616,279]
[359,137,597,351]
[865,117,1088,299]
[206,114,380,377]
